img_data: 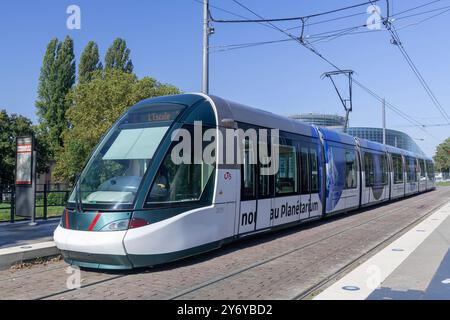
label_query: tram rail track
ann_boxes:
[292,199,449,300]
[0,189,446,300]
[166,192,445,300]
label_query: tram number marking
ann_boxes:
[224,172,232,181]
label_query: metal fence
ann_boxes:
[0,184,71,223]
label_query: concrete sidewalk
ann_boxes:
[0,219,59,249]
[315,200,450,300]
[367,208,450,299]
[0,219,60,269]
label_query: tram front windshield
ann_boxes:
[68,104,184,209]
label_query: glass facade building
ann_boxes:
[345,127,425,156]
[289,113,345,129]
[289,114,425,156]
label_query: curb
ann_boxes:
[0,217,61,227]
[0,241,60,270]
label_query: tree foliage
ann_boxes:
[433,137,450,173]
[0,110,50,186]
[104,38,133,73]
[53,69,180,183]
[35,36,76,155]
[78,41,102,83]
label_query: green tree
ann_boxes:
[53,69,179,183]
[0,110,50,186]
[104,38,133,73]
[433,137,450,174]
[78,41,103,83]
[36,36,76,155]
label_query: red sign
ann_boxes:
[16,137,33,185]
[17,144,32,153]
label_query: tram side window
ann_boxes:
[393,154,404,184]
[420,160,426,178]
[406,156,417,183]
[381,154,389,185]
[364,152,374,187]
[276,144,298,195]
[300,147,310,195]
[427,161,435,181]
[344,150,357,189]
[146,125,215,204]
[258,140,274,198]
[310,147,319,193]
[242,138,257,200]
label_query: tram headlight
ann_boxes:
[100,219,130,232]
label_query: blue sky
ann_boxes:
[0,0,449,156]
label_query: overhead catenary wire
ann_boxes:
[192,0,279,32]
[209,0,381,23]
[216,0,440,140]
[210,38,297,53]
[392,0,442,17]
[283,0,443,31]
[396,5,450,30]
[367,0,450,123]
[194,0,442,140]
[209,1,450,51]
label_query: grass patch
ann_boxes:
[35,206,64,218]
[0,203,12,222]
[437,181,450,187]
[0,204,63,222]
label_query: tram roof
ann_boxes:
[357,138,388,152]
[318,127,357,146]
[128,94,432,161]
[209,94,319,138]
[129,93,318,138]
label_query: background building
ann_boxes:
[289,113,345,129]
[289,113,425,156]
[346,127,425,156]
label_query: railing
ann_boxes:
[0,184,71,223]
[0,186,15,223]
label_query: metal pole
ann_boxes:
[382,98,386,145]
[29,150,37,226]
[10,187,15,223]
[43,184,48,221]
[344,109,350,133]
[202,0,210,94]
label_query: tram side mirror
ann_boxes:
[221,118,237,129]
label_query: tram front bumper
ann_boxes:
[54,226,133,269]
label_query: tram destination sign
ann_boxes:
[15,136,34,185]
[128,106,184,124]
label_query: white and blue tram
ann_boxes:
[54,93,435,269]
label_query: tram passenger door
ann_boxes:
[344,148,360,209]
[238,139,258,235]
[255,138,274,230]
[299,146,312,220]
[308,146,322,218]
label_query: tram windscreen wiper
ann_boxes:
[75,179,84,213]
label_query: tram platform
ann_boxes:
[0,219,59,269]
[314,200,450,300]
[0,218,59,249]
